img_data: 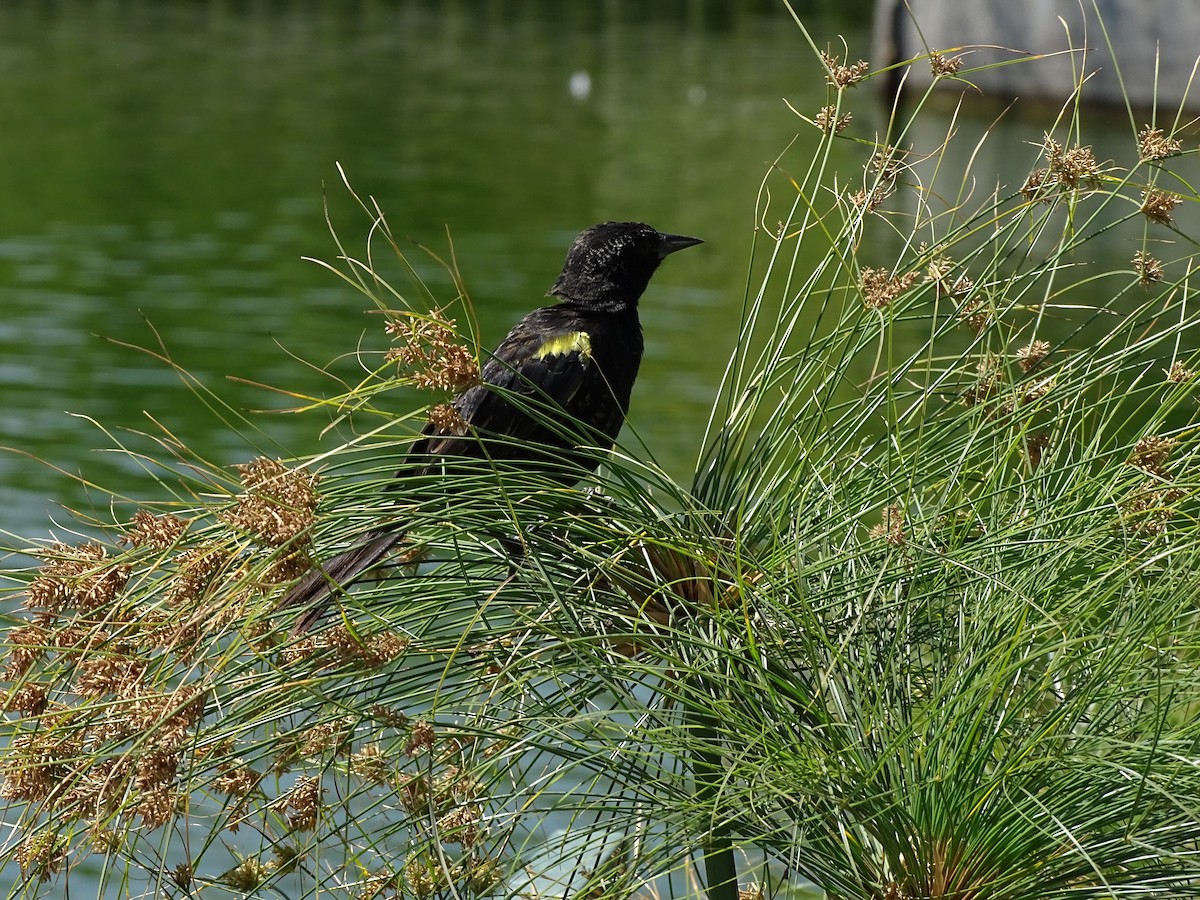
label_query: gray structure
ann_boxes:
[873,0,1200,110]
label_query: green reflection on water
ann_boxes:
[1,0,1180,548]
[0,1,837,540]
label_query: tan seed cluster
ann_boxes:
[1140,189,1182,225]
[323,625,411,669]
[4,683,49,716]
[956,291,988,334]
[1133,250,1164,284]
[1,730,77,804]
[5,624,50,680]
[1129,435,1178,477]
[869,144,908,182]
[1138,126,1183,161]
[1021,135,1102,200]
[860,267,919,310]
[406,720,437,756]
[404,855,447,899]
[849,186,889,213]
[166,543,227,606]
[1016,340,1051,373]
[1165,361,1196,383]
[1120,483,1184,536]
[821,50,869,88]
[213,764,262,797]
[75,654,148,698]
[283,775,322,832]
[428,402,469,435]
[122,511,189,551]
[25,542,130,616]
[1049,141,1101,189]
[963,355,1005,407]
[814,105,852,135]
[222,459,320,547]
[371,704,409,729]
[869,504,906,546]
[297,719,355,759]
[224,856,271,891]
[350,743,390,784]
[385,310,480,392]
[15,831,66,883]
[929,50,964,76]
[851,144,909,212]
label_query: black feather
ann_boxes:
[279,221,701,633]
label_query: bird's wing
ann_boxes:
[416,318,599,458]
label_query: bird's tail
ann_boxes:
[279,529,403,635]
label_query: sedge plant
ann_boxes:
[4,10,1200,900]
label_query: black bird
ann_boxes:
[282,221,702,633]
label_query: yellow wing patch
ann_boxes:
[533,331,592,360]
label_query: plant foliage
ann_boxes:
[4,8,1200,900]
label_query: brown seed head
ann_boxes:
[284,775,322,832]
[386,310,480,392]
[214,764,263,797]
[821,50,869,88]
[15,831,66,883]
[1130,435,1178,477]
[1016,340,1051,373]
[75,654,148,698]
[1140,189,1182,225]
[4,683,49,716]
[860,267,919,310]
[1138,126,1183,161]
[406,720,437,756]
[223,459,320,547]
[428,402,468,435]
[123,511,189,551]
[849,186,890,213]
[1133,250,1165,284]
[4,625,51,680]
[1165,361,1196,383]
[868,505,906,545]
[814,105,852,135]
[929,50,964,76]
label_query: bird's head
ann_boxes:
[548,221,702,312]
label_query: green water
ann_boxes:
[0,1,855,545]
[1,1,1173,551]
[1,3,1195,896]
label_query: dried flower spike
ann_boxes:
[869,505,906,545]
[1129,435,1178,477]
[1138,126,1182,161]
[428,402,468,435]
[222,459,320,547]
[821,50,869,88]
[284,775,322,832]
[814,105,852,135]
[1020,168,1053,203]
[1140,189,1182,225]
[929,50,964,76]
[385,309,480,392]
[1165,361,1196,383]
[860,267,919,309]
[868,144,908,182]
[1133,250,1164,284]
[1016,340,1051,373]
[123,510,189,550]
[849,186,889,213]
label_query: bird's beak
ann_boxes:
[656,232,704,258]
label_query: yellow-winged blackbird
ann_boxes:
[283,221,702,633]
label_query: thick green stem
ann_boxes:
[688,692,739,900]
